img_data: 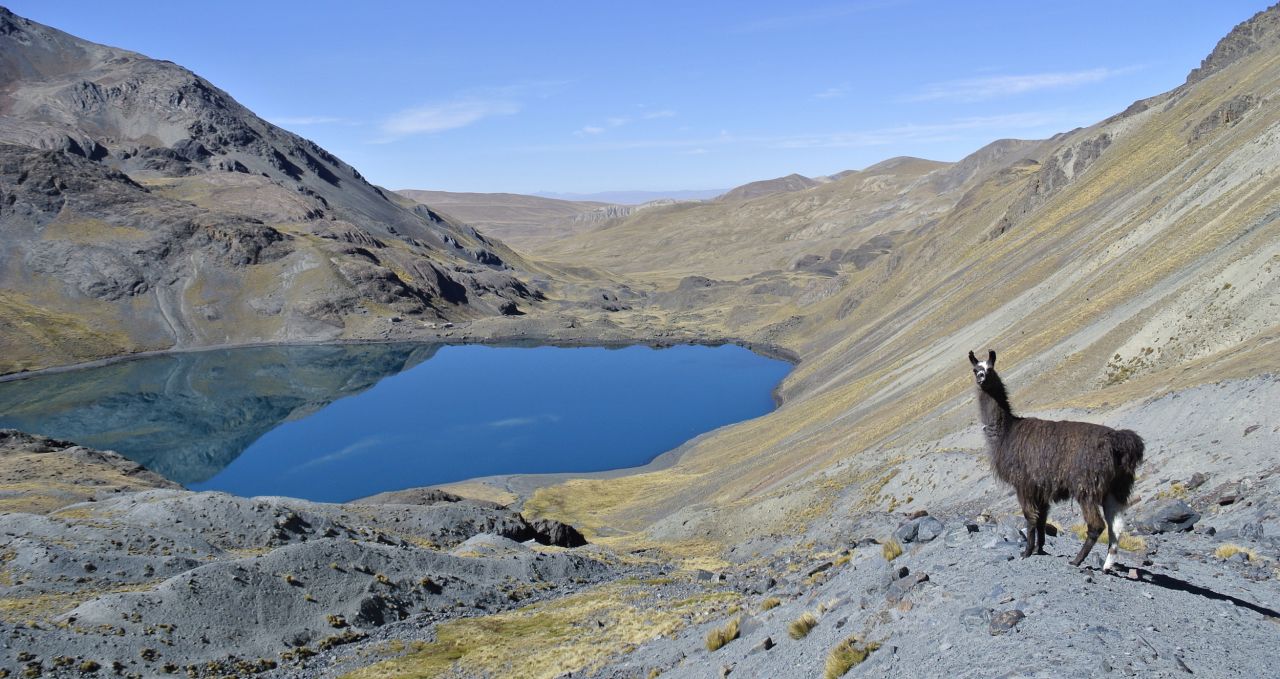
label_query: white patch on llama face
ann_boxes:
[974,361,989,383]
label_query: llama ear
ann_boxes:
[988,350,997,366]
[968,351,978,366]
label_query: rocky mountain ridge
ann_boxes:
[0,6,544,375]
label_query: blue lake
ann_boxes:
[0,343,791,502]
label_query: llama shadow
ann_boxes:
[1104,565,1280,620]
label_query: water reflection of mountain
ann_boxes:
[0,343,439,485]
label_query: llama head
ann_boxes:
[968,350,997,386]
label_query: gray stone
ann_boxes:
[1133,500,1201,534]
[989,609,1026,635]
[915,517,944,542]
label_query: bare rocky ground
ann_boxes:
[577,374,1280,679]
[0,443,625,678]
[0,376,1274,678]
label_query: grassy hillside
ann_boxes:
[517,11,1280,554]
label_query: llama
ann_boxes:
[969,350,1144,570]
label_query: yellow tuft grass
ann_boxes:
[705,616,740,651]
[881,539,903,562]
[1215,543,1259,562]
[1068,525,1146,552]
[824,637,881,679]
[759,597,781,612]
[788,612,818,640]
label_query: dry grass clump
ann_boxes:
[1215,543,1259,562]
[833,553,852,567]
[881,539,903,562]
[788,612,818,639]
[1068,525,1146,552]
[704,616,740,651]
[824,637,881,679]
[759,597,781,612]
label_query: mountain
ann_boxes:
[0,7,540,374]
[534,188,726,204]
[716,172,823,202]
[395,189,610,249]
[521,4,1280,558]
[530,148,1024,280]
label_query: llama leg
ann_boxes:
[1070,502,1105,567]
[1034,503,1050,556]
[1102,495,1121,572]
[1019,497,1039,559]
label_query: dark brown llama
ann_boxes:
[969,350,1144,570]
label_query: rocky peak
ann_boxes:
[1185,3,1280,84]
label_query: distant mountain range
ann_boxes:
[533,189,727,204]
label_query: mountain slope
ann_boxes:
[519,5,1280,553]
[0,7,540,374]
[716,172,823,202]
[395,189,610,249]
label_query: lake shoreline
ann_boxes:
[1,335,796,506]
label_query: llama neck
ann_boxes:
[977,372,1015,435]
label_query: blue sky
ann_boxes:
[9,1,1273,194]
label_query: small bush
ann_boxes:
[881,539,903,562]
[760,597,781,612]
[788,612,818,639]
[824,637,881,679]
[1215,543,1259,562]
[834,553,852,567]
[705,616,740,651]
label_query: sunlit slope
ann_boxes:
[524,12,1280,547]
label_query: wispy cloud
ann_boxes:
[524,111,1071,154]
[769,112,1069,148]
[487,414,561,428]
[642,109,677,120]
[289,437,383,472]
[378,81,568,141]
[814,84,850,100]
[910,67,1139,102]
[271,115,345,126]
[576,108,677,137]
[380,98,520,139]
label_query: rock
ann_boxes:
[996,516,1028,545]
[695,570,716,582]
[529,518,588,548]
[749,637,774,655]
[989,609,1026,635]
[1239,522,1265,541]
[895,516,944,543]
[1186,472,1208,490]
[915,517,944,542]
[1133,500,1201,534]
[906,509,930,520]
[807,561,834,577]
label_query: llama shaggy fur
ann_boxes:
[970,350,1144,569]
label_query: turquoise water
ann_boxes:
[0,343,790,502]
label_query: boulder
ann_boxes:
[1133,499,1201,534]
[895,515,945,543]
[530,518,588,548]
